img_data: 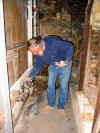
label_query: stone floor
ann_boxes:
[14,91,78,133]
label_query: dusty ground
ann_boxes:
[14,91,78,133]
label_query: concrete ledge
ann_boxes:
[10,67,32,127]
[70,88,83,133]
[70,88,94,133]
[10,67,32,92]
[12,94,28,127]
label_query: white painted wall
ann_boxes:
[27,0,33,67]
[27,0,37,67]
[0,0,13,132]
[33,0,37,37]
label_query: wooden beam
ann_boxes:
[78,0,94,91]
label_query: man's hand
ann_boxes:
[24,77,33,88]
[55,61,68,67]
[25,77,32,82]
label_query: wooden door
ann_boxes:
[3,0,28,87]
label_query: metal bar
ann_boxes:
[0,0,14,132]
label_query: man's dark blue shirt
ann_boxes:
[29,36,74,79]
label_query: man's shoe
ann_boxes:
[42,105,54,112]
[57,109,66,116]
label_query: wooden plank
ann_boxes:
[92,86,100,132]
[18,47,28,77]
[7,49,18,61]
[92,56,100,131]
[3,0,27,49]
[7,46,28,87]
[78,0,94,91]
[93,112,100,133]
[8,61,15,87]
[7,49,18,87]
[13,55,19,81]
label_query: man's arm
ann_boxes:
[65,45,74,61]
[29,56,44,79]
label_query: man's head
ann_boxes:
[27,36,44,55]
